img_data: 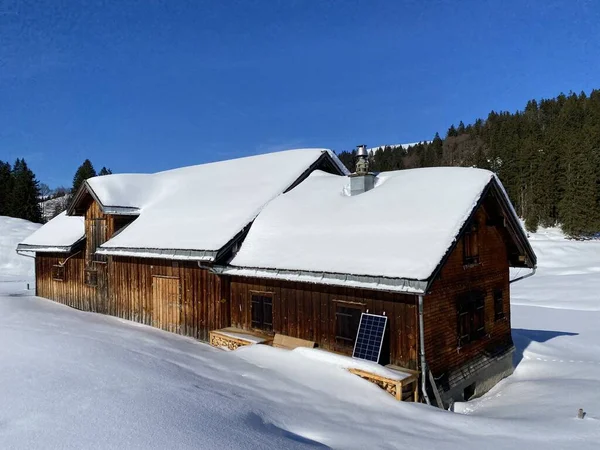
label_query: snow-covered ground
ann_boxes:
[0,216,40,282]
[1,216,600,449]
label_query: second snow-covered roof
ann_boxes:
[230,167,496,281]
[89,149,346,257]
[17,212,85,253]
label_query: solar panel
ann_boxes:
[352,313,387,363]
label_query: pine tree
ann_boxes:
[560,149,599,237]
[9,158,42,223]
[72,159,97,194]
[0,161,13,216]
[98,167,113,176]
[446,125,458,138]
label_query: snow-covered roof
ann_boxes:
[17,212,85,253]
[83,149,346,259]
[230,167,501,286]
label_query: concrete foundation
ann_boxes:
[439,346,515,408]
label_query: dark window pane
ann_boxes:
[251,294,273,332]
[457,290,486,346]
[335,305,362,346]
[85,269,98,287]
[494,288,504,320]
[52,265,65,281]
[463,221,480,265]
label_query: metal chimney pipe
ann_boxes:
[355,144,369,175]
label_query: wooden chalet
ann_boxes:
[17,147,536,407]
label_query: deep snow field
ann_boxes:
[1,216,600,449]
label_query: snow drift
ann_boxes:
[0,216,40,281]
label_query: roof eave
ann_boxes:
[96,246,218,262]
[425,177,537,291]
[215,265,427,295]
[16,238,83,254]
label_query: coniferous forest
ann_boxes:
[338,90,600,238]
[0,159,42,223]
[1,90,599,236]
[0,158,111,224]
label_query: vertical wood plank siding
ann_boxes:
[229,277,419,369]
[424,203,512,377]
[34,195,515,377]
[36,251,96,310]
[108,257,225,341]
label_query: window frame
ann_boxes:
[463,219,480,266]
[493,288,505,321]
[52,264,65,282]
[334,302,364,349]
[250,292,273,332]
[84,268,98,287]
[457,290,486,348]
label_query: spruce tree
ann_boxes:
[98,167,113,176]
[72,159,97,194]
[9,158,42,223]
[446,125,458,138]
[0,161,13,216]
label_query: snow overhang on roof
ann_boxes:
[16,212,85,254]
[229,167,537,287]
[214,266,428,294]
[16,243,83,254]
[95,247,217,261]
[67,149,347,259]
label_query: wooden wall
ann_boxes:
[229,277,419,369]
[35,251,100,312]
[107,257,228,341]
[424,203,511,377]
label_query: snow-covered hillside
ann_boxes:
[1,221,600,448]
[0,216,40,282]
[39,194,70,222]
[367,142,426,153]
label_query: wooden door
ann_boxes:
[95,262,109,314]
[87,218,107,262]
[152,276,181,333]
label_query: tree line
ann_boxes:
[0,158,112,223]
[337,90,600,237]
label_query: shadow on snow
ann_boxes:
[512,328,578,367]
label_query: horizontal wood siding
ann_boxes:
[424,203,512,377]
[229,277,419,369]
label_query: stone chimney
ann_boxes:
[350,144,376,196]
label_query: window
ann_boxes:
[463,220,480,265]
[251,294,273,332]
[85,269,98,287]
[52,265,65,281]
[335,304,363,348]
[494,288,505,321]
[457,290,485,347]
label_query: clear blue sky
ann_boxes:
[1,0,599,187]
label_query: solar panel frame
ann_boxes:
[352,313,388,363]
